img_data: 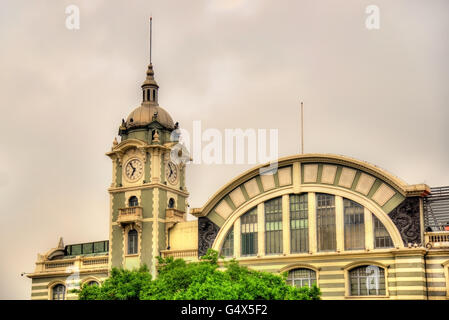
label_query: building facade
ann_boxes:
[27,59,449,300]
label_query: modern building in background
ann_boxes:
[27,56,449,300]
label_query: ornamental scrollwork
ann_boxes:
[198,217,220,257]
[388,197,421,246]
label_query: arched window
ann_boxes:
[221,229,234,257]
[373,214,394,248]
[241,208,258,256]
[87,281,99,286]
[128,229,138,255]
[52,284,66,300]
[129,196,139,207]
[287,268,317,288]
[349,265,386,296]
[168,198,175,209]
[290,194,308,253]
[344,199,365,250]
[316,193,336,251]
[265,197,283,254]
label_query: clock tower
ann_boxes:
[106,61,189,277]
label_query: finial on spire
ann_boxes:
[141,17,159,105]
[150,16,153,64]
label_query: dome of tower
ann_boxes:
[126,103,175,130]
[123,62,175,130]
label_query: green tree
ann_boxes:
[77,249,321,300]
[75,265,152,300]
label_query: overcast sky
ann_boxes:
[0,0,448,299]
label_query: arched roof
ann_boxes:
[191,153,430,222]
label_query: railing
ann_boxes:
[423,186,449,230]
[166,208,185,221]
[38,255,109,273]
[45,261,74,269]
[425,231,449,249]
[82,257,109,266]
[160,249,198,260]
[117,207,143,225]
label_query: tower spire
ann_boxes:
[141,17,159,105]
[150,16,152,64]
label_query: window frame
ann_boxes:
[290,194,309,254]
[316,193,337,252]
[343,262,389,299]
[168,198,175,209]
[287,268,317,288]
[264,197,283,255]
[215,190,401,261]
[49,282,66,300]
[126,228,139,256]
[240,207,258,257]
[129,196,139,207]
[220,228,234,258]
[343,198,365,251]
[281,264,320,288]
[81,277,101,288]
[372,213,394,249]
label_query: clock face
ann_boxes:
[125,158,143,181]
[165,161,178,185]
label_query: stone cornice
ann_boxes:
[108,182,189,197]
[105,138,172,159]
[218,247,428,266]
[26,268,108,279]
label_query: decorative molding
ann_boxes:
[278,166,292,187]
[338,167,356,189]
[198,217,219,257]
[215,200,233,220]
[355,173,376,195]
[137,147,147,162]
[116,151,125,166]
[388,197,421,246]
[229,187,245,208]
[372,183,395,206]
[108,182,190,197]
[342,260,390,271]
[244,178,260,199]
[279,263,321,274]
[303,164,318,183]
[321,165,337,184]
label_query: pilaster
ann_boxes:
[335,196,344,252]
[308,192,317,253]
[282,194,290,255]
[257,203,265,256]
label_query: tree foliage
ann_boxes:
[76,249,321,300]
[76,265,152,300]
